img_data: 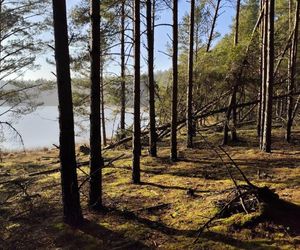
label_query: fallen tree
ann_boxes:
[194,134,300,242]
[0,154,127,185]
[104,91,300,151]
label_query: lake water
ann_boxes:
[0,106,141,151]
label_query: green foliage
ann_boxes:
[0,0,51,148]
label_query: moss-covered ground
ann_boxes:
[0,127,300,249]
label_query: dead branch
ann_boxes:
[194,190,252,242]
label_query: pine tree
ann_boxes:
[52,0,83,225]
[186,0,195,148]
[147,0,157,157]
[89,0,104,209]
[132,0,141,183]
[171,0,178,161]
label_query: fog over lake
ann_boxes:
[0,106,141,151]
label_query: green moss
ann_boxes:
[1,127,300,249]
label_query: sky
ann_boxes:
[23,0,236,80]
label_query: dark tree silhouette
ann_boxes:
[120,0,126,139]
[286,0,299,142]
[147,0,157,157]
[52,0,83,225]
[132,0,141,183]
[186,0,195,148]
[89,0,104,209]
[171,0,178,161]
[231,0,241,142]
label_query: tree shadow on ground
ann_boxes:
[263,198,300,235]
[200,231,284,250]
[79,219,151,249]
[105,206,197,237]
[96,206,290,250]
[141,181,190,191]
[141,181,213,194]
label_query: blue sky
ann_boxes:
[24,0,235,80]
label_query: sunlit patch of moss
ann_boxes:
[211,224,228,233]
[1,128,300,249]
[52,222,66,230]
[118,222,149,239]
[37,172,60,184]
[6,223,20,230]
[220,212,260,228]
[53,224,103,249]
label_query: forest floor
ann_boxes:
[1,127,300,249]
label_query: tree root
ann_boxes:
[194,185,300,243]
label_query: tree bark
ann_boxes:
[89,0,103,209]
[132,0,141,183]
[187,0,195,148]
[206,0,221,52]
[260,0,268,149]
[234,0,241,46]
[120,0,126,139]
[223,84,238,145]
[286,0,299,142]
[231,0,241,142]
[261,0,274,153]
[101,63,107,146]
[52,0,83,225]
[147,0,157,157]
[171,0,178,161]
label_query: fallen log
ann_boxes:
[104,92,231,150]
[104,91,300,151]
[0,154,127,185]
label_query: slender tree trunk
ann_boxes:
[260,0,268,149]
[89,0,103,209]
[120,0,126,138]
[52,0,83,225]
[132,0,141,183]
[257,89,262,136]
[223,85,238,145]
[234,0,240,46]
[231,0,241,142]
[286,0,293,142]
[206,0,221,52]
[147,0,157,157]
[261,0,274,153]
[257,0,264,137]
[101,64,107,146]
[171,0,178,161]
[286,0,299,142]
[186,0,195,148]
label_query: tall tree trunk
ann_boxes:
[171,0,178,161]
[89,0,103,209]
[187,0,195,148]
[52,0,83,225]
[147,0,157,157]
[101,63,107,146]
[261,0,274,153]
[234,0,240,46]
[286,0,299,142]
[206,0,221,52]
[257,0,264,137]
[132,0,141,183]
[120,0,126,139]
[260,0,268,149]
[231,0,241,142]
[223,84,238,145]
